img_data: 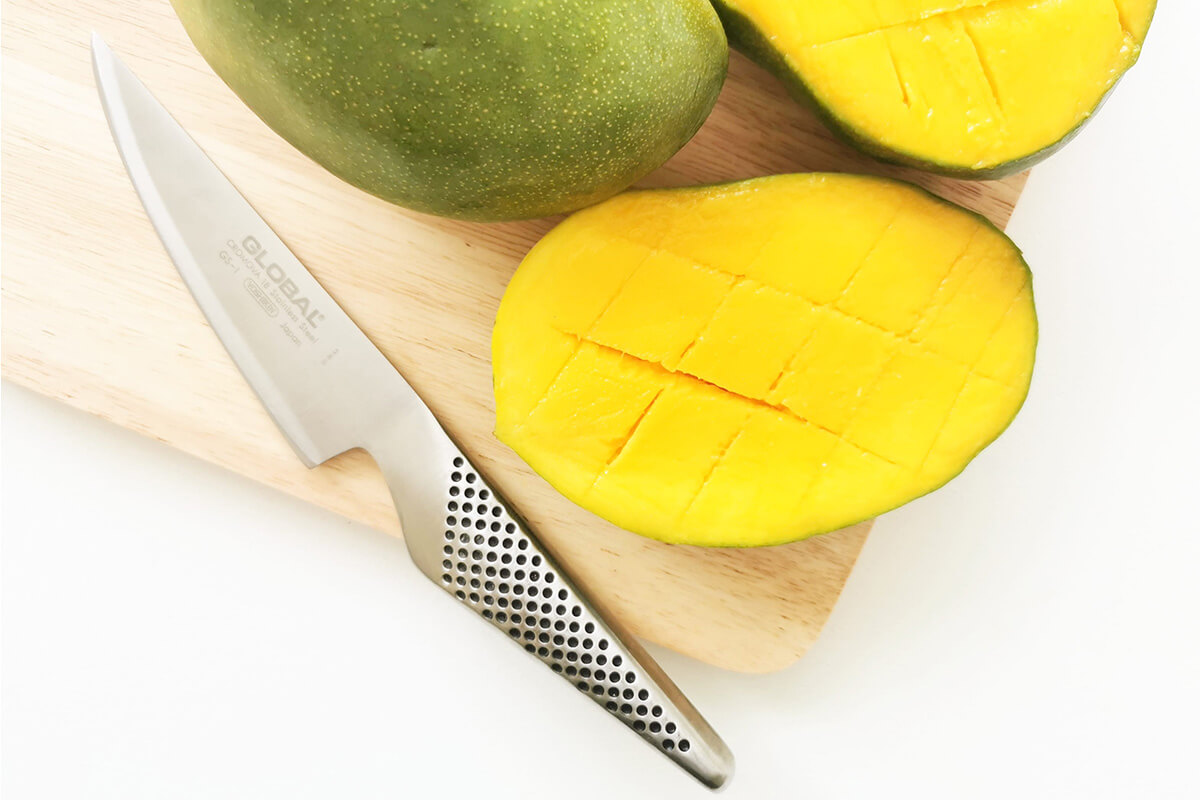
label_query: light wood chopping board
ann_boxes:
[1,0,1027,672]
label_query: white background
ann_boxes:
[4,5,1199,798]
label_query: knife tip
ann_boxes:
[89,32,113,91]
[90,31,114,65]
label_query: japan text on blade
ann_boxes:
[90,35,734,789]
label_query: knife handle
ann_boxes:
[368,418,733,789]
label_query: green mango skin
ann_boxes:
[172,0,728,221]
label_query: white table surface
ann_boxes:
[4,6,1199,798]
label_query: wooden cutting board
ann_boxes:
[1,0,1027,673]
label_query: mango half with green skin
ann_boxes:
[493,174,1037,547]
[713,0,1156,178]
[171,0,727,221]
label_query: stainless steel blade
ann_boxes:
[92,34,733,788]
[91,33,422,468]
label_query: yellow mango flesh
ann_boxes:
[492,174,1037,546]
[721,0,1155,172]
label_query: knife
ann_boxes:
[91,34,733,789]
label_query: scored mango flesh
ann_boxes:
[722,0,1155,172]
[493,174,1037,546]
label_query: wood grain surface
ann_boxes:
[1,0,1027,672]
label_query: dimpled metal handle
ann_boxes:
[368,414,734,789]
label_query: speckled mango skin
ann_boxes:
[171,0,728,221]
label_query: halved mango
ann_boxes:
[715,0,1156,177]
[492,174,1037,546]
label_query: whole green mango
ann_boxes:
[171,0,728,221]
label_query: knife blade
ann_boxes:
[91,34,733,789]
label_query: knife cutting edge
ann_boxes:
[90,34,734,789]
